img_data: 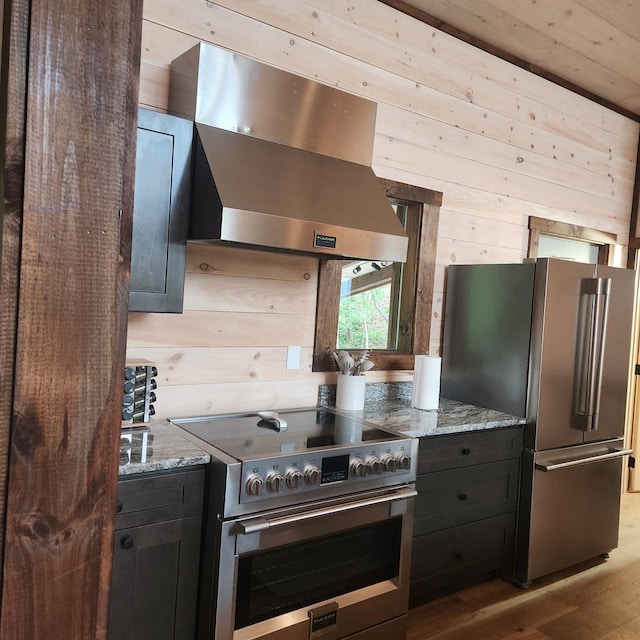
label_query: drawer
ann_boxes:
[417,426,523,473]
[414,458,520,536]
[410,513,515,603]
[115,467,205,529]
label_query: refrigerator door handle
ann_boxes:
[535,447,632,472]
[573,277,611,431]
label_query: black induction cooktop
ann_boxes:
[169,407,403,460]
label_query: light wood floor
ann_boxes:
[407,492,640,640]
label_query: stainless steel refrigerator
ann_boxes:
[441,258,635,585]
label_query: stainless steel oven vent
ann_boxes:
[169,42,408,263]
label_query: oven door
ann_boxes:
[213,486,416,640]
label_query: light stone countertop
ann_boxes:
[118,396,526,476]
[355,396,527,437]
[118,420,210,477]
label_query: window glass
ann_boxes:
[337,205,407,350]
[537,235,599,264]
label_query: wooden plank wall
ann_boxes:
[128,0,639,419]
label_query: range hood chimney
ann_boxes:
[169,43,408,263]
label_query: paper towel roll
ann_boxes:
[411,355,441,411]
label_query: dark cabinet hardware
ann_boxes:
[461,447,471,455]
[115,501,123,513]
[457,493,468,501]
[454,552,464,561]
[120,535,134,550]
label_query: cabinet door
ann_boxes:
[414,458,520,536]
[129,108,192,313]
[417,427,523,473]
[108,516,202,640]
[410,513,515,604]
[116,467,205,529]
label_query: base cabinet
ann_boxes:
[410,427,523,605]
[108,468,205,640]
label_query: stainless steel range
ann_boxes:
[170,406,418,640]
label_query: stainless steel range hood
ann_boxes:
[169,43,408,263]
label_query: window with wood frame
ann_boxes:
[528,216,618,265]
[313,180,442,372]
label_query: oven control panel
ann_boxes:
[240,440,416,503]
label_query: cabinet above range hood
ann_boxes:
[169,43,408,263]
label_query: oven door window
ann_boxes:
[234,517,402,629]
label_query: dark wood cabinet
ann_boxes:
[410,427,523,605]
[129,108,193,313]
[108,468,205,640]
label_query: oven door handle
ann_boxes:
[236,487,418,535]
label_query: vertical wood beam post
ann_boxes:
[0,0,29,598]
[0,0,142,638]
[627,134,640,268]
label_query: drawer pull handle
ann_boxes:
[461,448,471,456]
[115,501,123,513]
[454,552,464,561]
[121,536,134,550]
[458,493,468,501]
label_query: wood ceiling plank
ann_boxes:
[483,0,640,83]
[576,0,640,40]
[378,0,640,116]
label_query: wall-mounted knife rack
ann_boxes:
[122,359,157,428]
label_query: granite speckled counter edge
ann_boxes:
[119,383,526,475]
[319,381,526,437]
[119,420,210,476]
[356,397,526,437]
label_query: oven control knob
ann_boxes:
[246,474,264,497]
[351,458,367,478]
[304,465,321,486]
[266,472,285,493]
[366,457,382,475]
[285,468,303,489]
[396,453,412,470]
[381,455,398,472]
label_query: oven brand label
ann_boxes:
[311,611,338,632]
[314,233,337,249]
[311,611,337,633]
[309,602,338,637]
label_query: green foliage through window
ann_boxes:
[337,284,392,350]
